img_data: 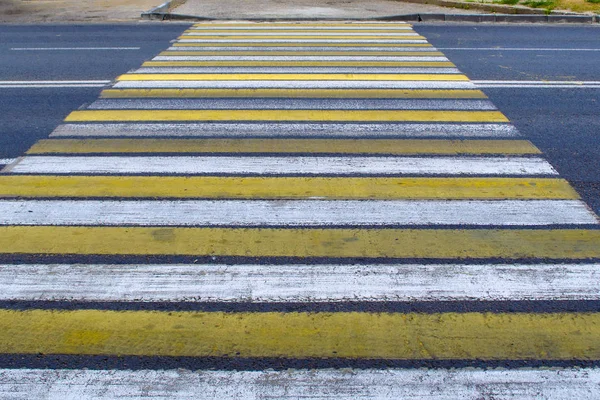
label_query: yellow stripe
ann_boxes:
[26,139,542,155]
[172,43,433,48]
[0,227,598,258]
[1,310,598,359]
[159,51,446,56]
[0,176,577,200]
[183,30,419,34]
[142,61,455,67]
[100,88,484,99]
[191,23,413,27]
[117,73,467,81]
[64,110,507,123]
[178,35,427,40]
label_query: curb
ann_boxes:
[142,11,599,23]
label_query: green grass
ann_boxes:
[522,0,555,7]
[494,0,520,5]
[586,0,600,4]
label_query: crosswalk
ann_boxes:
[1,21,600,398]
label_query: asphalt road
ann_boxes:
[1,23,599,212]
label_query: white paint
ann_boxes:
[473,80,600,88]
[88,98,497,111]
[176,39,429,43]
[1,368,600,399]
[113,81,476,89]
[439,47,600,51]
[134,67,462,74]
[0,80,110,88]
[152,55,449,61]
[187,26,413,30]
[0,158,15,165]
[10,47,140,51]
[51,123,520,138]
[9,156,556,175]
[181,32,421,37]
[0,200,593,226]
[167,46,438,51]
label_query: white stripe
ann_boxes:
[1,368,600,399]
[0,158,16,165]
[152,56,448,61]
[10,47,140,51]
[134,67,461,74]
[177,39,429,44]
[113,81,476,89]
[0,80,111,84]
[10,156,557,175]
[0,84,108,88]
[476,84,600,89]
[0,200,592,226]
[474,80,600,85]
[51,123,520,138]
[87,99,496,111]
[168,46,437,51]
[187,26,413,30]
[439,47,600,51]
[181,32,421,37]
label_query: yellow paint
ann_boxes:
[0,227,598,258]
[0,310,599,359]
[183,30,416,34]
[101,88,482,99]
[177,35,427,40]
[64,110,508,123]
[159,51,445,56]
[117,73,467,81]
[0,176,577,199]
[172,43,433,48]
[27,139,541,155]
[191,23,413,27]
[142,61,455,67]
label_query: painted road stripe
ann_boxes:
[86,99,497,111]
[135,67,462,74]
[0,176,578,199]
[168,45,434,51]
[163,49,442,55]
[4,263,600,302]
[50,123,518,138]
[1,227,599,258]
[0,158,15,165]
[117,73,464,81]
[183,30,417,34]
[151,56,449,61]
[171,43,433,48]
[64,110,502,122]
[27,139,539,155]
[179,34,424,38]
[1,200,594,226]
[176,40,429,44]
[2,309,600,358]
[142,61,455,67]
[1,369,599,399]
[112,81,476,89]
[439,47,600,51]
[8,156,555,176]
[99,88,485,99]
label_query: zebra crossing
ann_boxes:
[1,21,600,398]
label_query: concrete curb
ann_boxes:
[142,11,599,23]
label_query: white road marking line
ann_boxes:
[0,200,593,227]
[152,55,449,61]
[186,26,414,30]
[0,80,111,88]
[167,46,438,51]
[10,156,556,175]
[134,67,462,74]
[0,158,16,165]
[113,81,476,89]
[181,32,422,37]
[177,39,429,44]
[473,80,600,88]
[10,47,141,51]
[1,368,600,398]
[51,123,520,138]
[439,47,600,51]
[87,99,497,111]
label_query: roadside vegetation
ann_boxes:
[468,0,600,13]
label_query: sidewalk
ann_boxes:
[171,0,485,19]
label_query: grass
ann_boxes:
[522,0,555,7]
[494,0,520,5]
